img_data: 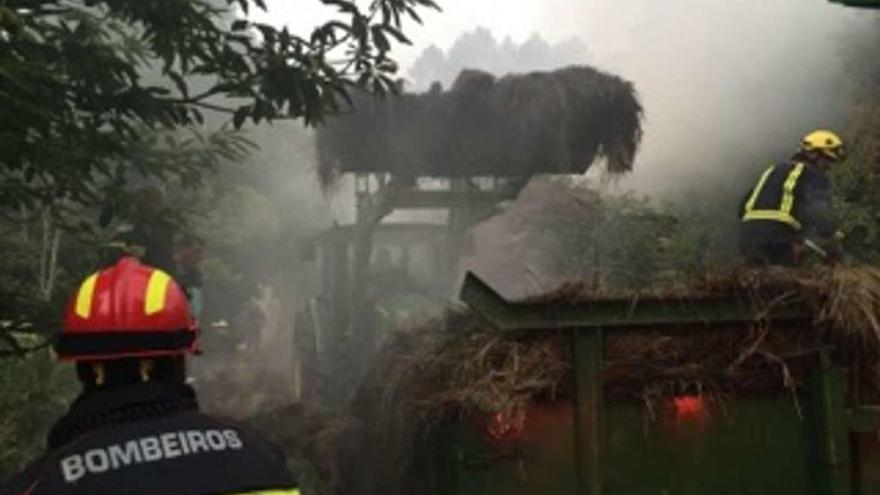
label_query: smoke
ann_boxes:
[594,1,870,196]
[192,1,879,406]
[404,2,877,297]
[405,1,872,196]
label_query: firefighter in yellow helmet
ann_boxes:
[738,129,846,266]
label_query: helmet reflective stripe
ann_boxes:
[743,163,805,230]
[59,257,196,361]
[74,273,99,319]
[144,270,172,316]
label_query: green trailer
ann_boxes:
[419,273,880,495]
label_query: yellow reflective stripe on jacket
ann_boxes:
[229,490,300,495]
[742,210,802,230]
[779,162,805,213]
[744,165,775,213]
[144,270,172,315]
[74,273,99,318]
[742,162,805,230]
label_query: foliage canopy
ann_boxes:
[0,0,437,354]
[0,0,437,218]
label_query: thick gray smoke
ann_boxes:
[406,1,873,195]
[193,1,879,405]
[406,2,877,297]
[596,1,871,195]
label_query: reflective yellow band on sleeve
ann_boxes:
[144,270,172,315]
[75,273,99,318]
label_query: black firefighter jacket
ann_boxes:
[739,159,839,242]
[1,383,298,495]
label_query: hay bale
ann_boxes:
[336,311,568,495]
[317,66,643,187]
[603,322,824,406]
[813,266,880,343]
[528,265,880,347]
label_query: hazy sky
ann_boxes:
[255,1,865,68]
[255,1,874,194]
[253,0,633,67]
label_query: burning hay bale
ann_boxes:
[602,322,824,413]
[338,311,569,495]
[317,66,643,187]
[338,265,880,495]
[359,310,569,424]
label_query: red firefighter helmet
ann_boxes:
[56,257,198,361]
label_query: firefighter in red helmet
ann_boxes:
[1,257,300,495]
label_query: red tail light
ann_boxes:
[486,409,527,440]
[673,395,706,421]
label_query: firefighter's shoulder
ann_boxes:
[3,410,297,495]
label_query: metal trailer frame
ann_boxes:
[458,271,880,495]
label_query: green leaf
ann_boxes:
[404,5,423,23]
[167,71,189,98]
[321,0,358,14]
[191,108,205,125]
[371,26,390,52]
[351,15,368,42]
[232,105,250,129]
[381,24,410,44]
[0,0,435,238]
[255,23,276,45]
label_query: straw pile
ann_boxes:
[532,265,880,344]
[317,66,643,187]
[335,311,569,495]
[337,265,880,495]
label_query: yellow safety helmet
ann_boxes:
[800,129,846,162]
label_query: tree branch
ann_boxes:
[188,101,238,114]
